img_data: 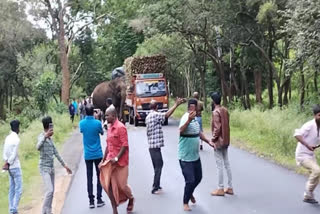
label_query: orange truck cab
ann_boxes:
[126,73,169,126]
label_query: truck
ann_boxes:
[124,55,169,126]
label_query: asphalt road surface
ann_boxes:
[62,119,320,214]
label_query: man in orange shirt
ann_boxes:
[99,106,134,214]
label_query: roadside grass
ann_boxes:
[0,113,79,213]
[170,98,315,173]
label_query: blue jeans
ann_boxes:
[8,168,23,214]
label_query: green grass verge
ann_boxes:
[170,98,316,173]
[0,113,79,213]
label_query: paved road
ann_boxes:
[62,119,320,214]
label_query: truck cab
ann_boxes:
[126,73,169,126]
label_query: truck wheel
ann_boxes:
[134,116,139,127]
[129,109,134,125]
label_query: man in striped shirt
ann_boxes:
[37,116,72,214]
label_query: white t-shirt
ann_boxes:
[294,119,320,164]
[3,131,21,169]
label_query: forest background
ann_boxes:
[0,0,320,212]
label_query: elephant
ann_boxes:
[92,77,127,122]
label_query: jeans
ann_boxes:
[41,170,55,214]
[196,117,203,147]
[85,158,103,203]
[214,148,232,189]
[8,168,23,214]
[179,159,202,204]
[300,158,320,199]
[149,148,163,190]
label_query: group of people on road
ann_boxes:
[145,92,233,211]
[3,91,320,214]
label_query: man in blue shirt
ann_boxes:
[79,104,105,209]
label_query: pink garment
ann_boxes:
[294,119,320,164]
[106,119,129,166]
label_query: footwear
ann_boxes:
[89,202,95,209]
[151,187,162,194]
[97,199,105,207]
[303,198,318,204]
[224,188,234,195]
[211,189,225,196]
[190,195,196,204]
[127,197,135,212]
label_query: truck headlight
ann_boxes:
[163,104,168,108]
[137,105,142,110]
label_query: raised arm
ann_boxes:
[165,98,186,118]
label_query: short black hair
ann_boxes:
[313,104,320,115]
[211,92,221,105]
[42,116,52,130]
[10,120,20,132]
[86,104,94,116]
[188,98,198,108]
[106,98,113,105]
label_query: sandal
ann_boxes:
[127,197,135,212]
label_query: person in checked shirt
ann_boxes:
[145,98,186,194]
[37,116,72,214]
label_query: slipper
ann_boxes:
[127,197,135,212]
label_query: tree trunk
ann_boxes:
[300,66,305,110]
[314,70,318,94]
[267,32,274,109]
[200,66,206,109]
[59,13,70,105]
[283,78,290,105]
[253,69,262,103]
[0,89,6,120]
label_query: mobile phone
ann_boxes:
[49,123,54,129]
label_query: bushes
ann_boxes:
[230,105,313,168]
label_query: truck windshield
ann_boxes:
[136,80,166,97]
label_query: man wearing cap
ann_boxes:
[145,98,186,194]
[210,92,234,196]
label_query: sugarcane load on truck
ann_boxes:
[124,55,169,126]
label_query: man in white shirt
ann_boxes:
[3,120,22,214]
[294,104,320,204]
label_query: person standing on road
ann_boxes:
[193,92,204,150]
[210,92,233,197]
[79,104,105,209]
[145,98,186,194]
[3,120,22,214]
[99,106,134,214]
[178,98,211,211]
[37,116,72,214]
[73,99,78,116]
[69,101,75,123]
[294,104,320,204]
[79,99,87,120]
